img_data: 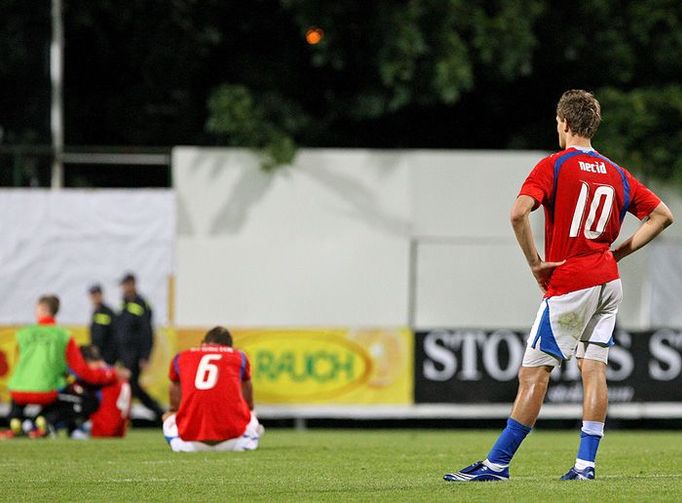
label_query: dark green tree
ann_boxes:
[206,0,545,166]
[598,86,682,183]
[1,0,680,183]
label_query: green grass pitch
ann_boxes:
[3,429,681,501]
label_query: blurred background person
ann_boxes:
[117,273,164,422]
[5,295,126,437]
[36,345,131,439]
[78,345,131,438]
[88,284,117,365]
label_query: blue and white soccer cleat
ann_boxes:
[443,460,510,482]
[560,466,595,480]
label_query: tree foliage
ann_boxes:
[0,0,50,144]
[282,0,543,117]
[206,85,306,170]
[206,0,544,166]
[598,86,682,183]
[0,0,680,180]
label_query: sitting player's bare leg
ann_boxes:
[163,412,262,452]
[163,413,198,452]
[509,365,553,426]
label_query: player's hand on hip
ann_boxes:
[531,260,566,294]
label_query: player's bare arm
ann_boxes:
[510,195,565,294]
[168,381,181,413]
[241,380,254,410]
[612,202,674,262]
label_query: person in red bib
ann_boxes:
[162,326,262,452]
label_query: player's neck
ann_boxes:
[565,135,592,150]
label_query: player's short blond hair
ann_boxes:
[556,90,601,139]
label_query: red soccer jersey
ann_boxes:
[90,379,131,438]
[519,147,661,297]
[169,344,251,442]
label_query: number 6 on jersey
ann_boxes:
[194,354,222,390]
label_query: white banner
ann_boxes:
[649,241,682,327]
[0,189,175,325]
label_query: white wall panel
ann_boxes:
[409,150,546,238]
[414,242,542,329]
[0,190,175,325]
[174,148,410,326]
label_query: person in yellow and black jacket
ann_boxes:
[88,284,118,365]
[117,273,164,422]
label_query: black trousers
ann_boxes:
[8,401,27,422]
[44,392,100,432]
[120,352,164,420]
[8,391,99,433]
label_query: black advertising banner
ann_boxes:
[415,329,682,404]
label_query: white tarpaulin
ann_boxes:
[649,241,682,327]
[0,189,175,325]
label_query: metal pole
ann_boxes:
[50,0,64,189]
[407,238,418,327]
[13,152,22,186]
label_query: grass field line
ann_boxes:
[97,473,682,482]
[101,478,174,483]
[511,473,682,481]
[16,478,175,484]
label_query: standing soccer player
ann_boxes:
[444,90,673,482]
[162,326,262,452]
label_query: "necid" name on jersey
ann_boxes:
[579,160,607,174]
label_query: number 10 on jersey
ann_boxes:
[569,182,615,239]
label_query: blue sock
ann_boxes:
[575,420,604,469]
[577,432,601,463]
[486,418,532,467]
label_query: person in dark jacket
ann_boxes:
[88,284,118,365]
[117,273,164,421]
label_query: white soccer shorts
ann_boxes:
[522,279,623,367]
[163,413,262,452]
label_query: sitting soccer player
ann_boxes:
[163,326,263,452]
[6,295,129,437]
[78,345,132,438]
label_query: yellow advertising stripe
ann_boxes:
[233,328,414,405]
[0,326,414,406]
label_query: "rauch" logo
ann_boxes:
[256,351,356,382]
[238,331,372,402]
